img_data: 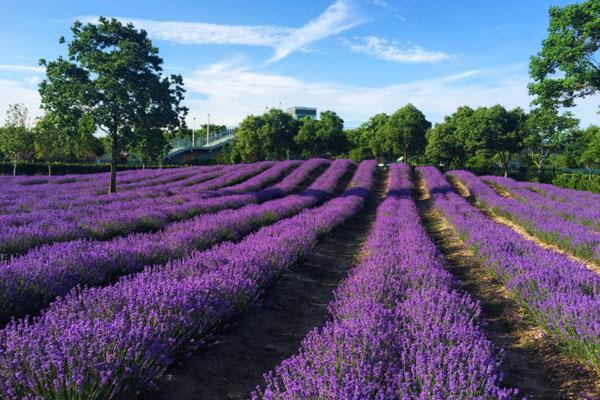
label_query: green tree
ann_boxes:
[524,106,579,176]
[294,111,347,158]
[478,105,528,177]
[426,105,528,175]
[294,117,320,158]
[346,113,387,161]
[231,109,298,162]
[0,104,35,175]
[370,104,430,164]
[39,17,187,192]
[127,123,170,167]
[345,128,372,161]
[580,125,600,168]
[425,106,475,168]
[529,0,600,109]
[33,111,97,175]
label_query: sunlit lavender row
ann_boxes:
[0,160,374,399]
[449,170,600,264]
[421,166,600,373]
[254,163,516,399]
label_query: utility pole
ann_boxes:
[192,116,196,147]
[206,113,210,144]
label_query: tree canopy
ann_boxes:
[524,106,579,174]
[231,109,298,162]
[578,125,600,168]
[33,112,90,175]
[39,17,187,192]
[294,111,347,158]
[529,0,600,109]
[425,106,475,169]
[426,105,529,176]
[369,104,430,164]
[477,105,528,177]
[0,104,35,175]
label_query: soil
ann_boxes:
[447,175,600,275]
[414,170,600,400]
[150,168,388,400]
[483,179,516,199]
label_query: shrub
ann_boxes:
[552,173,600,194]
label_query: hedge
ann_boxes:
[552,173,600,194]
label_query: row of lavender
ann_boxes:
[482,175,600,231]
[525,179,600,209]
[0,161,287,255]
[254,163,516,399]
[449,170,600,265]
[0,161,376,399]
[0,165,190,189]
[0,165,235,219]
[0,158,339,324]
[0,165,221,206]
[420,167,600,373]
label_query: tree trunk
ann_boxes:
[48,164,52,176]
[403,145,408,165]
[12,159,17,176]
[109,135,118,194]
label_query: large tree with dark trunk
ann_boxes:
[39,17,187,192]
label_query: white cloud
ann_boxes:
[25,76,41,86]
[78,16,292,47]
[182,61,598,127]
[269,0,362,62]
[347,36,452,63]
[1,62,596,131]
[0,79,42,124]
[0,64,44,73]
[79,0,363,62]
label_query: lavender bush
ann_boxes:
[421,166,600,373]
[0,161,281,255]
[0,159,333,324]
[482,175,600,232]
[449,170,600,264]
[0,160,375,400]
[254,163,516,400]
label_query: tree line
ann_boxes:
[224,103,599,177]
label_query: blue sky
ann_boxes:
[0,0,597,128]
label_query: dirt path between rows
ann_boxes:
[414,170,600,400]
[150,168,388,400]
[447,174,600,275]
[483,179,516,199]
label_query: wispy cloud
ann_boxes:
[366,0,395,11]
[78,0,363,62]
[78,16,292,47]
[0,64,44,73]
[269,0,363,62]
[181,60,548,126]
[1,62,598,129]
[347,36,452,63]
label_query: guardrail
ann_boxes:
[168,128,236,153]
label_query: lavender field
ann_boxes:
[0,161,599,400]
